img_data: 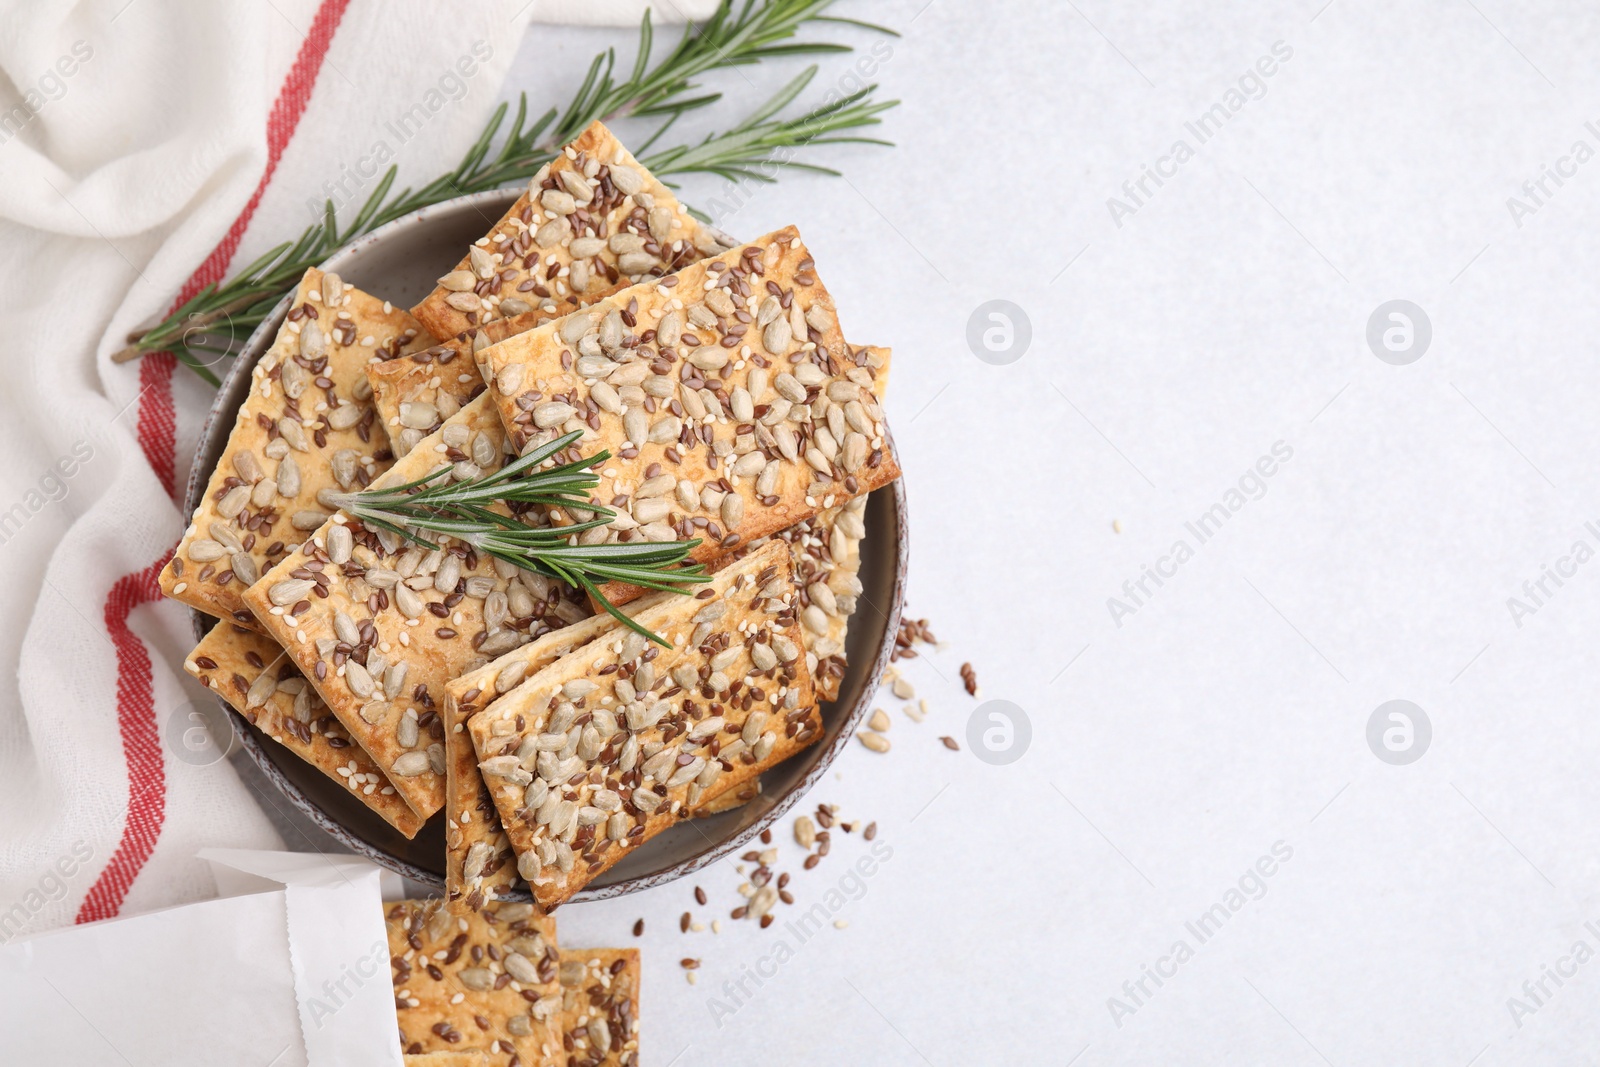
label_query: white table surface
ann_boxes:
[489,4,1600,1063]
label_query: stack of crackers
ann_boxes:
[387,897,639,1067]
[162,118,899,1061]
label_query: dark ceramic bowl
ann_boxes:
[186,189,907,901]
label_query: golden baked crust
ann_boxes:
[735,342,889,700]
[557,948,640,1066]
[411,119,730,347]
[403,1053,488,1067]
[387,898,561,1065]
[367,332,484,458]
[240,396,591,821]
[184,624,423,837]
[478,228,901,607]
[441,611,625,914]
[159,268,428,627]
[468,540,822,910]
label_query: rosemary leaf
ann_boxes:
[112,0,897,380]
[335,431,709,645]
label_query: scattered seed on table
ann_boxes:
[680,912,691,933]
[868,708,890,732]
[686,972,697,985]
[759,829,772,845]
[892,678,915,700]
[712,920,722,934]
[858,730,890,753]
[793,815,816,849]
[681,958,700,969]
[864,821,878,841]
[760,914,773,929]
[732,906,748,919]
[803,854,820,870]
[960,662,978,697]
[632,919,644,937]
[834,920,849,930]
[694,886,707,905]
[779,889,794,905]
[941,735,960,751]
[904,703,925,723]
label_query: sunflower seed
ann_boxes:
[667,756,707,787]
[268,579,314,606]
[327,403,363,431]
[215,485,250,519]
[383,662,408,701]
[439,269,476,292]
[618,251,656,275]
[398,401,438,430]
[762,318,792,355]
[392,750,432,776]
[497,364,525,396]
[299,320,326,360]
[534,206,574,243]
[246,672,276,709]
[533,402,575,429]
[324,523,353,565]
[188,538,226,562]
[622,408,648,447]
[397,708,419,748]
[453,966,493,992]
[462,840,491,882]
[541,189,576,215]
[558,168,593,204]
[345,660,375,699]
[332,611,359,646]
[469,246,495,279]
[276,417,309,452]
[517,850,542,880]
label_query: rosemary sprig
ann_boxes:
[115,0,897,384]
[332,431,708,644]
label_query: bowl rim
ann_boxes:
[184,187,907,900]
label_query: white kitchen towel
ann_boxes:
[2,849,399,1067]
[0,0,703,944]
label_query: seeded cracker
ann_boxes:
[478,226,901,607]
[557,948,640,1066]
[159,268,429,629]
[696,778,760,814]
[443,610,631,913]
[468,539,822,910]
[442,585,760,913]
[184,625,423,837]
[387,898,562,1065]
[242,395,591,821]
[404,1053,488,1067]
[738,344,889,701]
[411,119,731,347]
[367,331,485,458]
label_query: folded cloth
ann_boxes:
[2,849,401,1067]
[0,0,704,943]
